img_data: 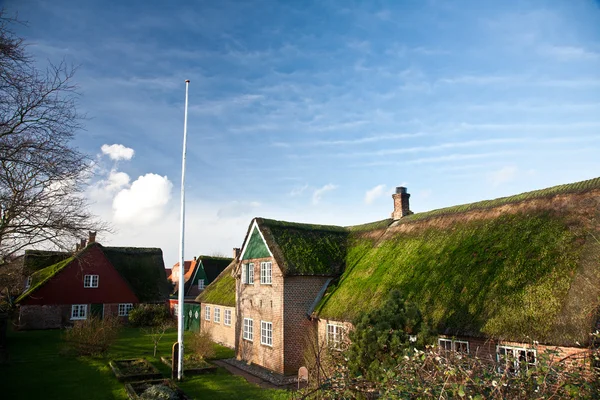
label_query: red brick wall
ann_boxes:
[236,256,285,374]
[201,303,236,348]
[283,276,330,375]
[18,302,132,329]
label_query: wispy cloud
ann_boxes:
[312,184,337,205]
[290,184,309,197]
[364,184,387,204]
[539,45,600,61]
[489,166,518,187]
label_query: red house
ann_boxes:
[16,235,170,330]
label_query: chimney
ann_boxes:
[233,248,241,259]
[391,186,412,220]
[88,231,96,244]
[75,243,80,251]
[80,238,87,249]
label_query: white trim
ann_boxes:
[70,304,87,320]
[260,320,273,346]
[205,305,211,321]
[496,344,536,372]
[438,338,470,353]
[260,261,272,284]
[243,317,253,341]
[224,309,232,326]
[239,219,274,262]
[214,307,221,323]
[84,274,99,288]
[327,323,344,350]
[118,303,133,316]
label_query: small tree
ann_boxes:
[144,320,174,357]
[347,289,431,381]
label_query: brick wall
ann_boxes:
[18,303,134,329]
[236,256,285,374]
[200,303,236,348]
[283,276,330,375]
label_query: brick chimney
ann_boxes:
[88,231,96,244]
[80,238,87,249]
[233,248,241,259]
[391,186,412,220]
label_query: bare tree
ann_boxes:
[0,12,107,265]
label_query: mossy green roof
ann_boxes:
[254,218,348,276]
[196,261,236,307]
[314,176,600,346]
[16,256,74,303]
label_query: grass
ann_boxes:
[1,325,289,399]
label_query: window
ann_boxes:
[438,338,470,353]
[242,263,254,284]
[198,279,205,290]
[260,262,272,284]
[214,307,221,323]
[243,318,253,341]
[327,324,345,350]
[224,309,232,326]
[261,321,273,346]
[497,345,536,373]
[205,306,211,321]
[24,276,32,290]
[84,274,99,288]
[71,304,87,320]
[118,303,133,316]
[173,305,178,317]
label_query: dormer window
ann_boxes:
[84,274,99,288]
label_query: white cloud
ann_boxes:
[364,184,386,204]
[290,184,309,197]
[112,173,173,224]
[539,45,599,61]
[105,170,130,192]
[217,201,261,218]
[489,166,518,187]
[312,184,337,205]
[101,144,135,161]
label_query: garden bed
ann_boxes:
[125,379,190,400]
[109,358,162,382]
[161,356,217,376]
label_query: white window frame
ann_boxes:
[24,276,32,290]
[214,307,221,323]
[118,303,133,316]
[71,304,87,320]
[260,261,272,284]
[224,309,232,326]
[327,323,344,350]
[243,318,253,341]
[261,321,273,346]
[205,306,211,321]
[438,338,470,353]
[84,274,99,288]
[497,345,536,373]
[198,279,205,290]
[173,305,178,317]
[242,263,254,284]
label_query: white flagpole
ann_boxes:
[177,79,190,381]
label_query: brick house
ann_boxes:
[16,234,170,329]
[198,176,600,375]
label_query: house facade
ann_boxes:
[198,176,600,375]
[17,234,170,330]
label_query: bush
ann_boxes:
[63,316,121,356]
[128,304,171,327]
[347,289,432,381]
[188,330,215,360]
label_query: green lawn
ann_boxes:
[0,325,289,399]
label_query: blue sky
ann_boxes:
[6,0,600,264]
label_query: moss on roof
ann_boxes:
[23,250,71,274]
[316,202,600,346]
[103,246,170,302]
[196,262,236,306]
[257,218,348,276]
[198,256,233,284]
[16,256,74,302]
[347,218,393,232]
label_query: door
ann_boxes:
[91,303,104,319]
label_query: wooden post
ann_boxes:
[172,342,180,380]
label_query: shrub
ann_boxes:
[187,330,215,360]
[346,289,432,381]
[63,316,121,356]
[128,304,171,327]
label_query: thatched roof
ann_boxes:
[196,261,236,307]
[17,243,170,303]
[316,176,600,347]
[243,218,348,276]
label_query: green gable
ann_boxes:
[241,226,270,260]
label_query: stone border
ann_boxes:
[109,358,162,382]
[124,378,190,400]
[222,358,297,386]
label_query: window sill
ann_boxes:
[70,317,87,321]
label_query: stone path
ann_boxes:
[212,359,297,390]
